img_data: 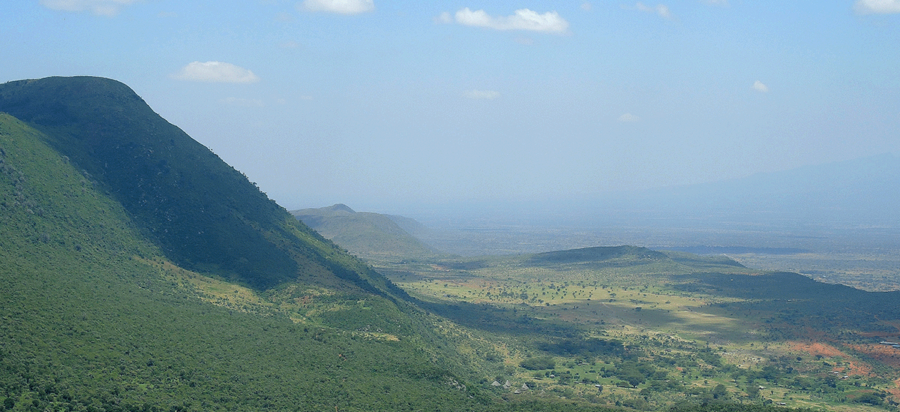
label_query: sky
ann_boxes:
[2,0,900,215]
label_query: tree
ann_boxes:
[712,384,728,399]
[520,357,556,371]
[746,384,760,399]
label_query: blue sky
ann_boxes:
[2,0,899,213]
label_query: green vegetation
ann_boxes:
[0,76,389,292]
[0,113,504,411]
[521,357,556,371]
[1,76,889,411]
[0,78,611,411]
[372,246,900,410]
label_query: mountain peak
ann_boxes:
[327,203,355,213]
[0,76,399,294]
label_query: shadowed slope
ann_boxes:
[0,77,389,292]
[0,113,493,411]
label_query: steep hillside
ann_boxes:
[292,204,438,260]
[0,77,521,411]
[0,114,498,411]
[0,76,829,412]
[0,76,393,293]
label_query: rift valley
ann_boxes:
[1,76,898,411]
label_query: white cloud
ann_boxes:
[40,0,139,16]
[657,5,672,18]
[618,113,640,122]
[173,62,260,84]
[854,0,900,14]
[435,11,453,24]
[753,80,769,93]
[221,97,264,107]
[633,2,672,19]
[581,2,593,11]
[301,0,374,14]
[453,8,570,33]
[463,90,501,100]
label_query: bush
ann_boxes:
[520,357,556,370]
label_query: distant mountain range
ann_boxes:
[413,153,900,232]
[606,153,900,228]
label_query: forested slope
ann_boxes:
[0,76,394,293]
[0,77,824,411]
[0,78,485,410]
[0,111,506,411]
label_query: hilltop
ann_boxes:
[292,203,438,260]
[0,76,409,293]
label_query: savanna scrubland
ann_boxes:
[1,76,898,411]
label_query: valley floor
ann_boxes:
[371,248,900,411]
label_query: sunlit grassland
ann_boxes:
[138,257,276,311]
[137,256,513,377]
[137,256,410,338]
[387,254,757,341]
[372,249,900,410]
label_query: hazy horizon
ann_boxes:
[3,1,899,214]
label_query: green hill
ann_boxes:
[0,77,830,412]
[529,246,669,265]
[0,78,492,411]
[0,76,395,293]
[291,204,438,260]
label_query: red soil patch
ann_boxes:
[847,343,900,369]
[887,378,900,402]
[788,341,875,376]
[834,360,874,377]
[788,341,847,358]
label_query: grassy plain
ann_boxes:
[410,223,900,293]
[372,247,900,411]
